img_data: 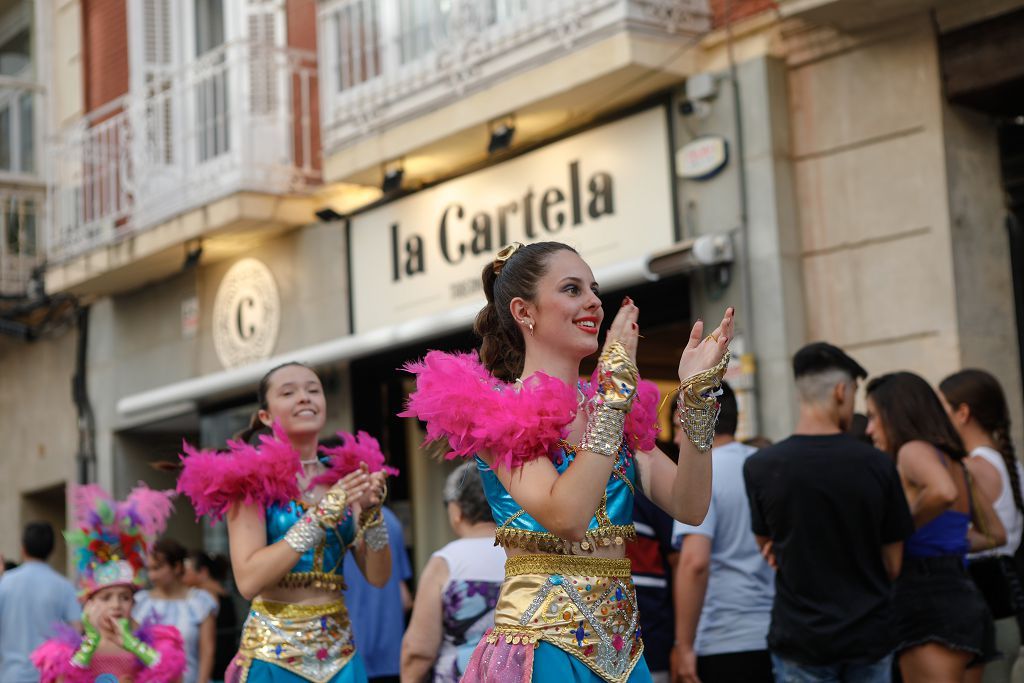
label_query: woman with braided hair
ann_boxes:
[401,241,733,683]
[941,369,1024,683]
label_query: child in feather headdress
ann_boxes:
[31,484,186,683]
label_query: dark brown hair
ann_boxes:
[151,537,188,569]
[865,372,966,460]
[940,369,1023,515]
[235,361,318,444]
[188,549,230,583]
[474,242,578,381]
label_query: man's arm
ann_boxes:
[881,542,902,581]
[673,533,711,683]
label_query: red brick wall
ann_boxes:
[711,0,777,27]
[286,0,321,175]
[81,0,130,114]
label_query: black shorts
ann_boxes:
[893,555,999,666]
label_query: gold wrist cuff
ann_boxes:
[677,350,730,453]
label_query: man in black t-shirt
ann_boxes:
[743,342,914,682]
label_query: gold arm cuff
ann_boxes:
[678,350,731,410]
[504,554,632,578]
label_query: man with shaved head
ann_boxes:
[743,342,914,683]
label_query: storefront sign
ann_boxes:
[349,107,676,333]
[213,258,281,369]
[676,136,728,180]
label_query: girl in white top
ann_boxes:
[401,462,506,683]
[941,369,1024,683]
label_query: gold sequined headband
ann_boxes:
[493,242,524,275]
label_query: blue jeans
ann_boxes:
[771,653,893,683]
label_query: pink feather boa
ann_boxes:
[31,624,185,683]
[400,351,661,469]
[136,624,187,683]
[177,422,395,522]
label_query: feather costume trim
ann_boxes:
[65,484,175,598]
[177,422,396,522]
[400,351,661,469]
[135,624,187,683]
[312,431,399,488]
[31,624,185,683]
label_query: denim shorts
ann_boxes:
[770,652,892,683]
[892,555,999,665]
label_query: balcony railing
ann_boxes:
[318,0,709,153]
[48,41,319,262]
[0,188,43,297]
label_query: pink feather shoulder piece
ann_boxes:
[399,351,576,469]
[31,637,92,683]
[311,431,400,488]
[177,422,302,522]
[400,351,664,469]
[135,624,186,683]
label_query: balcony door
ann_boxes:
[128,0,286,221]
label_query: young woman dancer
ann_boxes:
[866,372,1004,683]
[402,241,732,683]
[940,369,1024,683]
[178,362,395,683]
[32,485,186,683]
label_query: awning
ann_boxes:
[116,254,664,419]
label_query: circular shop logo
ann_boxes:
[213,258,281,369]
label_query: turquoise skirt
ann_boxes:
[532,642,653,683]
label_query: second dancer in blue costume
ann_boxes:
[178,362,397,683]
[402,241,734,683]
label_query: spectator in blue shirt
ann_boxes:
[343,505,413,683]
[672,382,775,683]
[0,522,82,683]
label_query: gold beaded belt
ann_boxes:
[489,555,643,683]
[275,571,347,593]
[233,599,355,683]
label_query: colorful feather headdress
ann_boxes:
[65,483,175,599]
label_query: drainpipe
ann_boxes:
[724,3,761,434]
[1007,213,1024,406]
[72,306,96,485]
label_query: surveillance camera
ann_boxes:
[678,99,712,119]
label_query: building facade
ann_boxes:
[1,0,1022,575]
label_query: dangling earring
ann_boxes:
[528,322,535,336]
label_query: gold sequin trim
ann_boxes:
[250,598,345,619]
[487,626,542,646]
[493,524,637,554]
[274,571,347,593]
[505,554,632,577]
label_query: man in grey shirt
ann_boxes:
[0,522,81,682]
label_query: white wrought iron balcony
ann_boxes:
[47,41,319,262]
[317,0,710,156]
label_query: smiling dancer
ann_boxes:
[178,362,396,683]
[31,484,186,683]
[402,241,733,683]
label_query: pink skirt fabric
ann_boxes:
[462,630,534,683]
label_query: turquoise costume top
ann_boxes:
[476,441,638,554]
[265,498,358,591]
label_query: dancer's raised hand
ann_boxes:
[677,307,734,383]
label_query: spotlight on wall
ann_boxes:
[381,163,405,194]
[315,207,344,222]
[488,118,516,154]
